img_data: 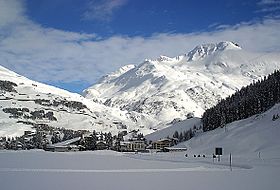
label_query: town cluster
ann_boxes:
[0,126,188,153]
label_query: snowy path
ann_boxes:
[0,166,226,173]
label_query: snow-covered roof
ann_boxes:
[164,147,187,150]
[51,137,81,147]
[155,138,172,143]
[120,140,145,145]
[96,141,107,144]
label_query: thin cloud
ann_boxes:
[0,0,280,89]
[258,0,280,5]
[83,0,128,22]
[0,0,25,27]
[257,0,280,13]
[258,6,280,13]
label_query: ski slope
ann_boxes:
[145,117,201,142]
[184,103,280,157]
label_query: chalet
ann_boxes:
[120,140,146,152]
[45,137,81,152]
[24,130,36,137]
[151,138,174,150]
[82,135,94,142]
[10,141,24,150]
[16,142,23,150]
[23,131,37,143]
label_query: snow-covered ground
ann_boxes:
[0,149,279,190]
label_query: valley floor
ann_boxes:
[0,150,279,190]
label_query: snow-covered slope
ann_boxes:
[145,102,280,159]
[145,117,201,142]
[183,103,280,157]
[0,65,157,136]
[84,41,280,125]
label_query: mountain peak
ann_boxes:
[187,41,241,61]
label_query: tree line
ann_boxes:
[172,127,195,143]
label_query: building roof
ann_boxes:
[96,141,107,145]
[51,137,81,147]
[153,138,172,143]
[164,147,187,150]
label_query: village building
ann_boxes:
[82,135,94,142]
[120,140,146,152]
[151,138,174,150]
[24,130,36,137]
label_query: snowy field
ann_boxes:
[0,150,279,190]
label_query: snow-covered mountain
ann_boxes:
[84,41,280,125]
[0,65,157,137]
[1,41,280,137]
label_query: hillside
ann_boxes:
[184,103,280,156]
[145,117,201,142]
[0,65,156,136]
[202,70,280,131]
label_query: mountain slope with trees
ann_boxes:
[202,70,280,131]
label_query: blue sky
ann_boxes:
[26,0,277,36]
[0,0,280,93]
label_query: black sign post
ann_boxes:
[215,147,223,162]
[230,153,232,171]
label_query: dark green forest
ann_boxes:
[202,70,280,131]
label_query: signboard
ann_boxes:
[215,147,223,155]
